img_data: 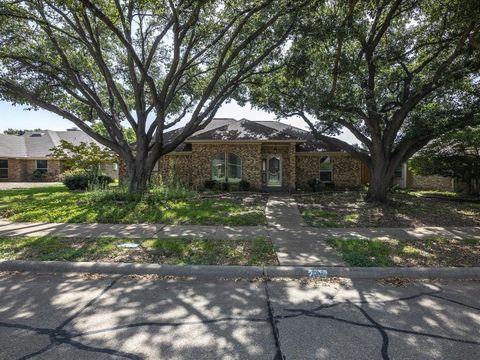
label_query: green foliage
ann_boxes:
[327,237,480,267]
[238,180,251,191]
[0,0,301,192]
[0,185,267,225]
[245,0,480,201]
[204,180,217,190]
[0,236,277,266]
[49,140,116,177]
[62,169,113,191]
[410,127,480,194]
[62,169,91,191]
[31,169,47,181]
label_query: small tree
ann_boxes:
[410,127,480,195]
[49,140,116,179]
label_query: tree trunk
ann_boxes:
[365,161,392,203]
[126,159,154,193]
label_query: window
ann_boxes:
[36,160,48,170]
[211,152,241,182]
[394,164,403,178]
[319,156,332,182]
[0,160,8,179]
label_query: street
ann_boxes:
[0,272,478,359]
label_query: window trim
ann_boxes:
[0,159,8,179]
[36,159,48,170]
[319,156,333,183]
[211,152,242,183]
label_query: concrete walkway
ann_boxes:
[265,195,344,266]
[265,195,307,229]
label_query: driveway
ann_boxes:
[0,273,478,359]
[0,182,62,190]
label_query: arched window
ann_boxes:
[211,152,242,182]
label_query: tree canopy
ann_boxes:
[0,0,301,191]
[245,0,480,201]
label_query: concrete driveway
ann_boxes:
[0,182,62,190]
[0,273,478,359]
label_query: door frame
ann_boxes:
[263,154,282,187]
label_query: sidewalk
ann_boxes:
[0,220,268,240]
[1,196,479,267]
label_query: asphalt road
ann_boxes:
[0,272,478,360]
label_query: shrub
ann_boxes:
[62,169,91,191]
[307,178,324,192]
[62,170,113,191]
[90,175,113,189]
[204,180,217,190]
[221,181,230,191]
[31,169,47,181]
[238,180,251,191]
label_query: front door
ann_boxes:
[266,155,282,187]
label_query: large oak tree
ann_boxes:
[0,0,300,191]
[246,0,480,202]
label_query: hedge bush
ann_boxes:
[62,170,113,191]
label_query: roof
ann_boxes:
[164,118,337,152]
[0,129,100,158]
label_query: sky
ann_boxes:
[0,100,358,144]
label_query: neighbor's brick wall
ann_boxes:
[24,159,63,181]
[0,159,64,182]
[407,171,453,191]
[295,154,362,189]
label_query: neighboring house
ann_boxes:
[0,128,118,182]
[156,118,364,191]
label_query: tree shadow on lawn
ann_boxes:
[0,187,266,225]
[296,192,480,228]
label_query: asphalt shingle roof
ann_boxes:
[164,118,336,152]
[0,130,100,158]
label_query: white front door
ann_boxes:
[266,155,282,187]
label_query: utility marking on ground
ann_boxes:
[308,269,328,278]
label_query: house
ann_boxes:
[157,118,364,191]
[0,128,118,182]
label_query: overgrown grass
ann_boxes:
[303,208,360,227]
[0,185,266,225]
[327,237,480,267]
[0,236,278,266]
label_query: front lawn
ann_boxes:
[296,191,480,228]
[0,185,267,225]
[0,236,278,266]
[327,237,480,267]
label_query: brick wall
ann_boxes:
[407,171,453,191]
[296,153,362,189]
[157,143,262,189]
[0,158,64,182]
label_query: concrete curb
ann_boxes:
[1,260,479,279]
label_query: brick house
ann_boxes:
[0,129,118,182]
[156,118,364,191]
